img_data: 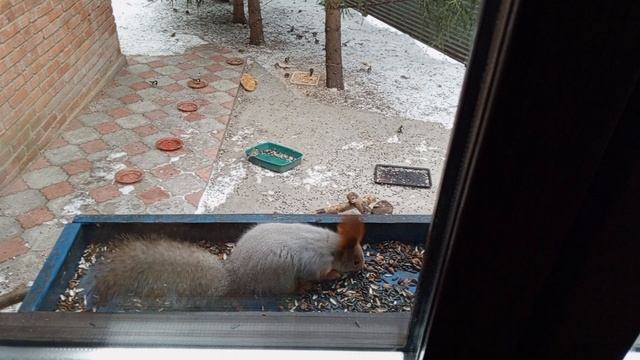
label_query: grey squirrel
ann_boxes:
[90,216,365,310]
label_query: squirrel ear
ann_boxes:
[337,215,365,249]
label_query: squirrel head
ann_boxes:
[333,215,365,273]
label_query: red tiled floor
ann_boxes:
[151,164,181,180]
[41,181,74,200]
[123,142,149,156]
[63,159,93,175]
[138,70,160,79]
[0,45,242,278]
[185,190,204,207]
[0,237,29,263]
[108,107,133,119]
[120,94,143,104]
[132,124,159,137]
[80,139,109,154]
[137,186,170,204]
[17,207,55,229]
[130,81,152,91]
[195,165,213,181]
[162,83,184,93]
[143,110,168,121]
[89,184,121,203]
[95,122,121,134]
[184,112,206,122]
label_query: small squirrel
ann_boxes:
[90,216,365,310]
[227,215,365,296]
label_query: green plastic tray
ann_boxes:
[245,142,303,173]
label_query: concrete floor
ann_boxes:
[198,61,450,215]
[0,45,244,295]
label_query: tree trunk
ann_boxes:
[248,0,264,45]
[232,0,246,24]
[325,0,344,89]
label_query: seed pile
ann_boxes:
[56,242,108,312]
[56,239,424,313]
[281,241,424,312]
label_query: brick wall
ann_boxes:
[0,0,126,186]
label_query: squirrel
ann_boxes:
[89,216,365,310]
[89,235,231,311]
[226,215,365,296]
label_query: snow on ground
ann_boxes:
[111,0,466,128]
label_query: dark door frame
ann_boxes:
[411,0,640,359]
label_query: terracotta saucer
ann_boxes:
[156,137,184,151]
[115,168,144,184]
[177,101,198,112]
[187,79,208,89]
[226,57,244,66]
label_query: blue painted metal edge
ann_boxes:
[72,214,433,224]
[19,223,83,312]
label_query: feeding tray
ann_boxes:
[114,168,144,184]
[374,164,432,188]
[177,101,198,112]
[155,137,184,151]
[245,142,303,173]
[187,79,208,89]
[290,71,319,86]
[19,214,430,314]
[226,57,244,66]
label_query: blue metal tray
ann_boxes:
[19,214,431,312]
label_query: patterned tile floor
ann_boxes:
[0,45,244,291]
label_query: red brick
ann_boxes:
[0,177,28,197]
[17,207,54,229]
[119,93,142,104]
[184,112,206,122]
[132,124,159,137]
[123,141,148,156]
[108,107,132,119]
[79,139,108,154]
[63,159,92,175]
[94,121,120,135]
[0,237,29,263]
[130,81,151,91]
[137,186,170,205]
[89,184,120,203]
[41,181,74,200]
[161,83,184,93]
[185,189,203,207]
[151,164,180,180]
[143,110,168,121]
[195,166,213,181]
